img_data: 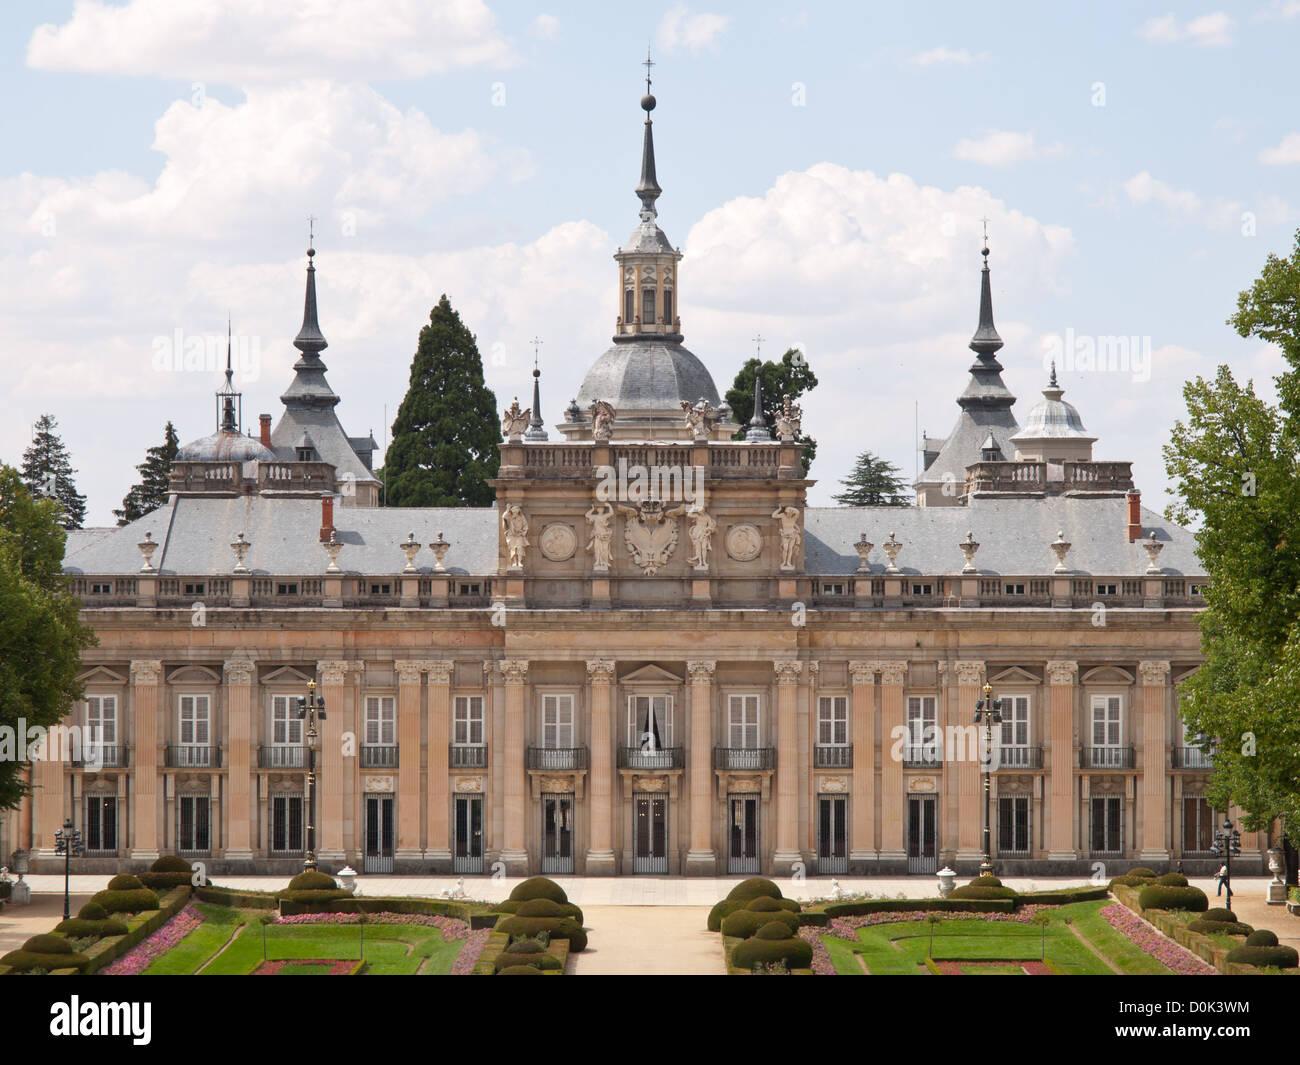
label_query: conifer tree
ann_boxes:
[384,295,500,507]
[832,450,912,506]
[20,413,86,529]
[114,422,179,526]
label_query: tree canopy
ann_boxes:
[833,450,912,506]
[725,348,818,471]
[20,413,86,529]
[115,421,179,526]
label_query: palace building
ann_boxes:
[7,80,1257,880]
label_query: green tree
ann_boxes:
[832,450,912,506]
[725,348,819,471]
[1163,227,1300,833]
[384,295,500,507]
[0,465,97,809]
[114,422,180,526]
[20,413,86,529]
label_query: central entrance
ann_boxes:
[727,795,759,874]
[453,795,483,874]
[541,794,575,874]
[907,794,938,874]
[817,795,848,874]
[633,794,668,873]
[363,794,394,873]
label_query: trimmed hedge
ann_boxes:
[493,951,562,973]
[733,933,814,971]
[1137,885,1208,913]
[508,877,569,904]
[53,918,129,939]
[504,938,547,955]
[77,901,108,921]
[516,898,584,924]
[194,886,277,910]
[1246,930,1279,947]
[498,964,544,974]
[1126,867,1159,879]
[1225,944,1299,969]
[151,854,193,873]
[722,909,799,939]
[708,899,744,931]
[106,873,145,891]
[1201,908,1237,923]
[1019,887,1109,906]
[1156,872,1188,886]
[1187,919,1253,937]
[287,870,338,892]
[496,915,587,952]
[969,875,1003,888]
[726,878,784,902]
[278,896,470,920]
[140,855,196,890]
[1,934,88,974]
[948,885,1018,900]
[90,887,160,914]
[493,900,522,915]
[825,898,1016,918]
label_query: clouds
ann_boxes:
[1121,171,1295,232]
[26,0,515,82]
[1260,133,1300,165]
[656,4,730,54]
[909,45,990,66]
[1123,171,1203,214]
[952,130,1066,167]
[1137,11,1235,46]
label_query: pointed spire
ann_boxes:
[968,241,1003,360]
[525,336,548,440]
[636,45,661,223]
[280,235,340,411]
[746,365,771,441]
[218,315,239,433]
[294,243,328,357]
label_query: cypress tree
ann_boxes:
[114,422,179,526]
[384,295,500,507]
[725,348,819,471]
[19,413,86,529]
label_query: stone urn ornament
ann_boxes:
[400,532,421,573]
[959,531,980,574]
[230,532,252,574]
[1050,530,1071,574]
[881,531,903,575]
[1142,530,1164,574]
[323,530,343,574]
[937,867,957,899]
[854,534,873,573]
[429,531,451,573]
[137,530,158,573]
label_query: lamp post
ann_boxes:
[296,679,327,872]
[53,819,84,921]
[973,682,1003,878]
[1212,818,1242,909]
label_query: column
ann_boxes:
[773,660,803,873]
[129,659,163,860]
[425,660,454,868]
[1138,660,1171,861]
[223,655,255,861]
[585,659,616,875]
[1046,660,1079,861]
[685,659,716,874]
[878,661,908,865]
[848,661,876,867]
[316,659,348,863]
[394,660,424,863]
[31,719,68,861]
[954,660,985,868]
[499,658,529,873]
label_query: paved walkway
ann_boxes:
[567,907,723,975]
[0,893,93,954]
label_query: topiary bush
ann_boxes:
[515,897,584,924]
[722,908,799,939]
[1188,919,1253,936]
[498,964,544,974]
[504,938,547,955]
[968,875,1003,888]
[1201,908,1237,923]
[726,878,784,903]
[732,922,814,970]
[1126,867,1158,879]
[90,887,160,914]
[53,917,129,939]
[151,854,192,873]
[107,873,145,891]
[1137,885,1209,913]
[949,885,1018,900]
[493,900,522,915]
[746,896,786,912]
[708,899,745,931]
[496,914,587,952]
[1225,944,1299,969]
[1156,872,1188,886]
[494,951,562,973]
[140,854,196,889]
[508,877,569,904]
[77,901,108,921]
[24,934,72,955]
[1246,929,1279,947]
[287,870,338,892]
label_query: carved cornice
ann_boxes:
[586,659,616,682]
[500,659,529,685]
[774,661,803,685]
[222,656,256,686]
[1138,660,1171,686]
[847,660,877,686]
[687,660,716,682]
[394,659,424,686]
[954,660,985,686]
[425,660,455,686]
[879,660,909,687]
[130,659,163,686]
[1045,660,1079,687]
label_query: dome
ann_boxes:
[1010,386,1093,441]
[176,430,276,463]
[575,338,721,412]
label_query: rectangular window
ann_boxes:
[271,795,304,853]
[542,694,575,748]
[628,694,672,749]
[364,696,396,746]
[90,583,112,595]
[663,289,673,324]
[911,583,933,596]
[85,695,117,760]
[642,287,656,323]
[368,583,392,595]
[454,696,485,746]
[271,694,303,746]
[1003,583,1025,596]
[85,796,117,853]
[1096,583,1117,596]
[821,583,846,595]
[276,582,299,596]
[817,696,848,746]
[998,695,1030,747]
[179,795,210,853]
[998,795,1030,854]
[178,694,210,746]
[1091,695,1122,748]
[1183,797,1214,853]
[728,694,761,749]
[1091,796,1123,853]
[624,289,635,323]
[907,695,938,758]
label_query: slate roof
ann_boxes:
[576,338,721,412]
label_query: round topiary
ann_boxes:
[505,938,546,955]
[493,900,522,914]
[725,877,783,902]
[1246,929,1279,947]
[968,875,1003,887]
[746,896,784,912]
[1225,944,1299,969]
[732,934,814,971]
[497,964,544,974]
[24,934,74,955]
[516,898,567,918]
[1,946,89,973]
[1201,908,1237,923]
[1188,919,1253,936]
[287,870,337,892]
[708,899,745,931]
[508,877,568,904]
[1137,885,1209,913]
[496,914,587,952]
[949,885,1018,900]
[53,917,129,939]
[756,921,792,940]
[107,873,145,891]
[150,854,193,873]
[90,887,160,914]
[1156,872,1188,886]
[721,909,766,939]
[494,951,562,973]
[1126,867,1158,879]
[77,901,108,921]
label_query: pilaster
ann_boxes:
[685,659,717,874]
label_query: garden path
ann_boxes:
[567,906,724,975]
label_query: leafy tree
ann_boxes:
[0,465,97,809]
[1163,227,1300,834]
[833,450,912,506]
[20,414,86,529]
[384,295,500,507]
[114,422,180,526]
[725,348,818,471]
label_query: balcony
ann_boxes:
[618,746,684,770]
[813,745,853,769]
[165,745,220,769]
[71,746,127,769]
[526,747,589,771]
[994,746,1044,770]
[1173,746,1214,770]
[360,745,398,769]
[901,745,942,770]
[259,746,306,770]
[450,744,488,769]
[713,747,776,771]
[1079,746,1136,769]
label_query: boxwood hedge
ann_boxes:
[1136,885,1209,913]
[1225,944,1299,968]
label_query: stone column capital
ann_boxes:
[394,659,424,686]
[222,656,256,686]
[848,660,877,686]
[774,660,803,685]
[130,659,163,686]
[586,658,616,682]
[500,659,529,685]
[424,659,455,685]
[879,660,909,686]
[953,660,985,686]
[687,659,716,682]
[1138,660,1171,686]
[316,660,350,686]
[1045,660,1079,687]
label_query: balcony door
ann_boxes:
[727,795,760,874]
[453,796,483,873]
[541,794,574,874]
[538,694,576,769]
[363,794,394,873]
[818,795,848,874]
[178,695,211,766]
[633,794,668,873]
[1090,695,1124,766]
[907,795,937,874]
[626,694,673,768]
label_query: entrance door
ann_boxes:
[907,795,937,874]
[817,796,848,874]
[728,796,759,874]
[363,795,394,873]
[542,794,575,874]
[633,795,668,873]
[453,796,483,873]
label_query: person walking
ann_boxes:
[1216,863,1229,897]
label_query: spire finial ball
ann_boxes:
[641,93,656,112]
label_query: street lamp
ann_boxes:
[1212,818,1242,909]
[53,818,84,921]
[973,682,1003,878]
[296,680,327,872]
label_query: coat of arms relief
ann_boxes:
[616,500,686,575]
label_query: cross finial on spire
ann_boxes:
[753,333,765,359]
[980,216,990,258]
[530,335,543,370]
[643,43,654,92]
[308,214,317,249]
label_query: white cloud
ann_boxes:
[952,130,1066,166]
[26,0,515,82]
[531,13,560,39]
[1137,11,1235,46]
[656,4,730,54]
[1123,171,1203,213]
[1260,132,1300,164]
[909,45,989,66]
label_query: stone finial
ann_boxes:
[1142,530,1164,574]
[137,531,158,573]
[590,399,616,441]
[230,532,252,574]
[854,534,873,573]
[1050,530,1071,574]
[429,531,451,573]
[881,531,903,574]
[775,393,802,441]
[501,398,530,441]
[680,397,719,442]
[959,530,980,574]
[400,531,421,573]
[323,530,343,573]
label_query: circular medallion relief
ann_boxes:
[725,523,762,562]
[539,523,577,562]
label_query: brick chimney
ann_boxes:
[1126,488,1142,542]
[259,413,272,449]
[317,491,332,540]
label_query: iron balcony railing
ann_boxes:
[1173,746,1214,769]
[259,746,306,769]
[617,746,684,770]
[72,746,127,769]
[713,747,776,771]
[526,747,589,771]
[901,745,942,769]
[165,745,220,768]
[360,745,398,768]
[813,745,853,768]
[450,744,489,769]
[994,745,1044,770]
[1079,746,1136,769]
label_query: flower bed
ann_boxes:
[798,927,836,975]
[451,928,491,975]
[274,911,471,938]
[101,904,203,976]
[933,960,1054,975]
[254,958,363,975]
[827,905,1050,940]
[1100,903,1216,975]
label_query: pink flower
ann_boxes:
[1100,903,1216,975]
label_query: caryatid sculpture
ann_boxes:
[501,504,529,568]
[772,505,802,571]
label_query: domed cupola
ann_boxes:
[176,320,276,463]
[1010,362,1097,463]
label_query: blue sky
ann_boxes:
[1,0,1297,525]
